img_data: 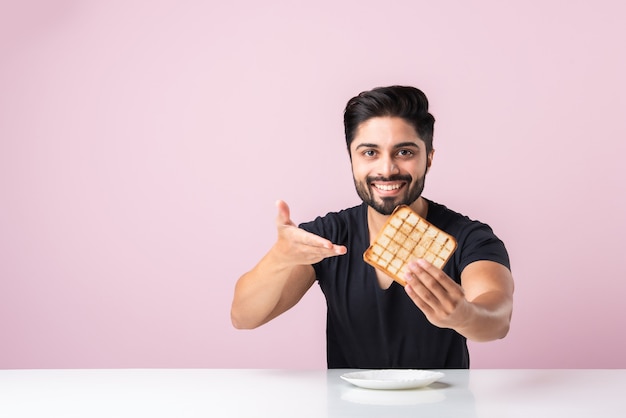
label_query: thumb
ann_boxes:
[275,200,294,227]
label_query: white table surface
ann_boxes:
[1,368,624,417]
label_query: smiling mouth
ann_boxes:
[371,181,407,196]
[368,175,412,195]
[374,183,403,191]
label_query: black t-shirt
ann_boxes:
[299,199,510,369]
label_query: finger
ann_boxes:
[274,201,347,257]
[404,270,440,308]
[275,200,295,227]
[297,228,346,254]
[404,261,449,307]
[405,260,465,314]
[409,259,458,294]
[405,260,444,291]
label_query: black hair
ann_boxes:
[343,85,435,154]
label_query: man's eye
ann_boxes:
[363,150,376,157]
[397,149,413,157]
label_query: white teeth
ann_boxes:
[375,184,401,191]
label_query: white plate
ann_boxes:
[340,369,445,390]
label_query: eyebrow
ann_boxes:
[354,142,421,150]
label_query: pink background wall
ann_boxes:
[1,0,625,369]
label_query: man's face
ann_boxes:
[349,116,433,215]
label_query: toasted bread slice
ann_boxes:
[363,205,457,286]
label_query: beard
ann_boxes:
[354,173,426,215]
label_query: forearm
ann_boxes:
[231,249,314,329]
[231,251,290,329]
[455,291,513,342]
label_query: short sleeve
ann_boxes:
[455,222,511,273]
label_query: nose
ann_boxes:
[377,154,400,177]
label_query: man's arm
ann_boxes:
[231,255,317,329]
[403,259,514,341]
[230,200,346,329]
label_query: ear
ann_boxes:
[426,149,435,173]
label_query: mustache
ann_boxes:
[367,174,413,183]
